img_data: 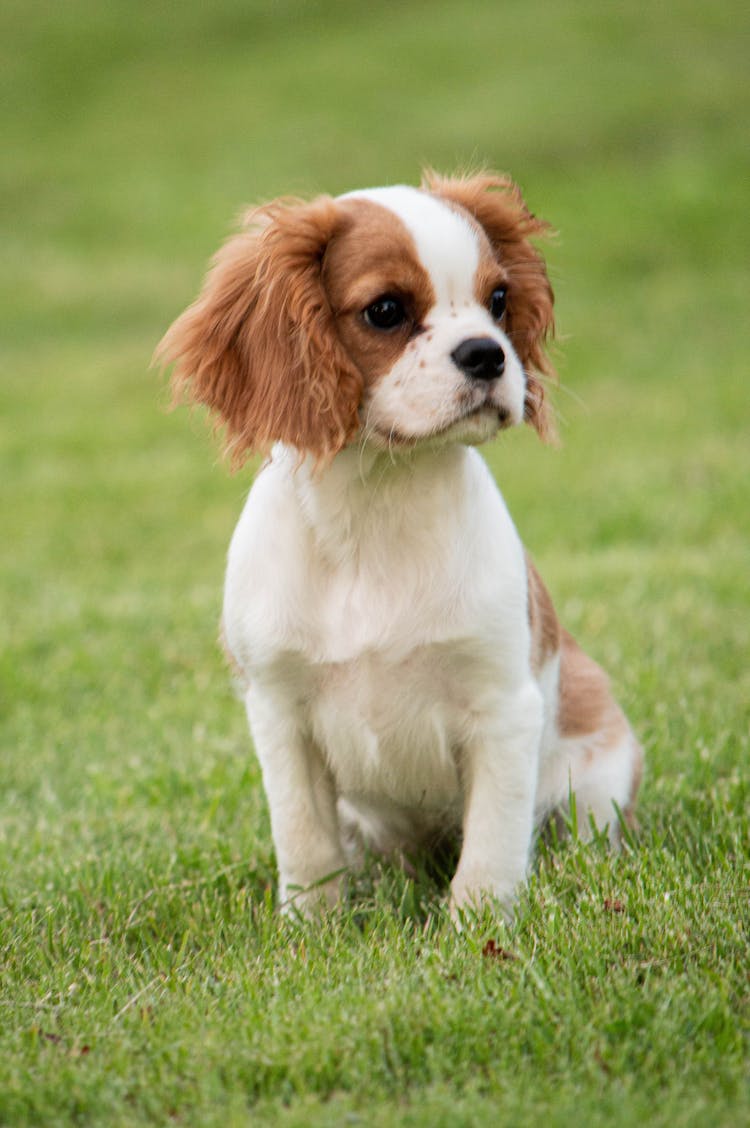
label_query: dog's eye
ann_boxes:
[489,287,508,321]
[363,295,407,331]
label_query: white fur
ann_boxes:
[345,186,481,306]
[347,187,526,445]
[220,188,635,919]
[225,443,542,916]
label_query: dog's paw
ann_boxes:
[449,869,515,927]
[278,868,346,920]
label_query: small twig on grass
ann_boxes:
[110,976,163,1026]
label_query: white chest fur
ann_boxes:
[223,444,533,834]
[309,640,477,811]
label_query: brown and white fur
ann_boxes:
[158,171,643,920]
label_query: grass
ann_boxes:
[1,0,748,1124]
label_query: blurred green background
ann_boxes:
[2,0,746,763]
[1,2,748,1123]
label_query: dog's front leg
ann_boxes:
[246,690,346,917]
[451,683,543,921]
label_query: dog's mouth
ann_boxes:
[366,403,512,451]
[463,402,511,427]
[444,403,513,444]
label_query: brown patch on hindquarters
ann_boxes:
[525,554,561,675]
[557,628,643,827]
[557,629,628,741]
[525,558,644,829]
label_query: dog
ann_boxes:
[157,170,643,920]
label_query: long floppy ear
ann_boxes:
[424,170,556,440]
[155,196,363,466]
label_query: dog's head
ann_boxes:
[157,171,555,465]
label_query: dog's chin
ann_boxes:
[363,405,515,454]
[445,405,513,446]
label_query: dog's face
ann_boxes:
[157,171,555,465]
[326,187,528,450]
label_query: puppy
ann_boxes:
[158,171,642,919]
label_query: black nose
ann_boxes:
[451,337,505,381]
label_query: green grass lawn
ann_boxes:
[1,1,748,1124]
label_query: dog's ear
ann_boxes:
[424,170,556,441]
[155,196,363,466]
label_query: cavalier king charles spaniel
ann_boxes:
[158,171,642,919]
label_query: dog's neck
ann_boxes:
[280,442,471,567]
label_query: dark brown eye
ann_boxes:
[363,295,407,331]
[489,286,508,321]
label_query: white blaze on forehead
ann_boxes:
[339,186,480,308]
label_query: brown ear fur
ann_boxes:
[424,170,556,440]
[155,196,363,466]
